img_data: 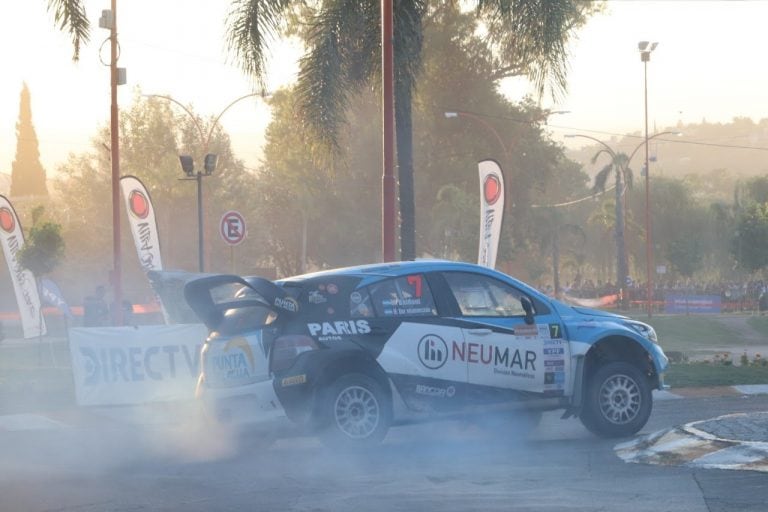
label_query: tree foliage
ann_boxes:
[10,83,48,198]
[733,203,768,273]
[17,207,64,276]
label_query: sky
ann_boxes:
[2,0,768,182]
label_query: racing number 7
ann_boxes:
[406,275,422,298]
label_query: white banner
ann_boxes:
[119,176,163,272]
[477,160,505,269]
[69,324,207,406]
[0,195,46,338]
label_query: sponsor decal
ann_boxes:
[281,374,307,387]
[307,320,371,341]
[514,324,539,337]
[381,296,433,316]
[207,337,256,381]
[308,290,327,304]
[549,323,563,339]
[0,207,15,233]
[350,291,363,304]
[543,347,565,355]
[484,174,502,206]
[274,296,299,313]
[545,372,565,385]
[452,340,536,374]
[418,334,449,370]
[128,189,150,219]
[326,283,339,295]
[80,343,201,385]
[415,383,455,398]
[478,160,505,268]
[119,176,163,273]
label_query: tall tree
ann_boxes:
[591,150,631,297]
[227,0,595,261]
[10,84,48,198]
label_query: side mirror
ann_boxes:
[520,296,535,325]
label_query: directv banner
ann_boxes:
[664,294,722,314]
[69,324,207,406]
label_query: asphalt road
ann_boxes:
[2,394,768,512]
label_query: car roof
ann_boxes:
[279,259,498,283]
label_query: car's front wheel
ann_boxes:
[318,373,392,447]
[580,361,652,438]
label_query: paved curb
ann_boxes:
[616,413,768,473]
[654,384,768,400]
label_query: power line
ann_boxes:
[444,109,768,152]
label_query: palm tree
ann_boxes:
[226,0,594,260]
[46,0,90,61]
[591,150,632,305]
[535,208,585,296]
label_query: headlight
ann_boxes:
[625,320,658,344]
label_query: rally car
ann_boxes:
[177,260,668,445]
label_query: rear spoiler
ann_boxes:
[183,274,299,331]
[147,270,210,324]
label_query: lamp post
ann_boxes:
[178,154,217,272]
[443,110,570,164]
[444,111,510,164]
[98,3,127,325]
[639,40,658,317]
[146,93,267,272]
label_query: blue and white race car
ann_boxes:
[176,260,668,445]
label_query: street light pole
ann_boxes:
[639,40,658,317]
[381,0,396,263]
[444,111,510,163]
[147,93,265,273]
[98,1,127,325]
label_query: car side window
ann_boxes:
[443,272,530,317]
[349,288,374,318]
[367,274,437,317]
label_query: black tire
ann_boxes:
[580,361,652,438]
[317,373,392,447]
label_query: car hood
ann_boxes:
[569,306,628,320]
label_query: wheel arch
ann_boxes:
[583,336,660,389]
[312,352,392,409]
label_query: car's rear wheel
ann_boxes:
[580,361,652,438]
[318,373,392,447]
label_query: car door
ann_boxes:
[368,273,469,410]
[440,271,569,396]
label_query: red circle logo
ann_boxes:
[129,190,150,219]
[483,175,502,206]
[0,207,15,234]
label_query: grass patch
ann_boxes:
[666,363,768,388]
[633,315,752,352]
[746,316,768,338]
